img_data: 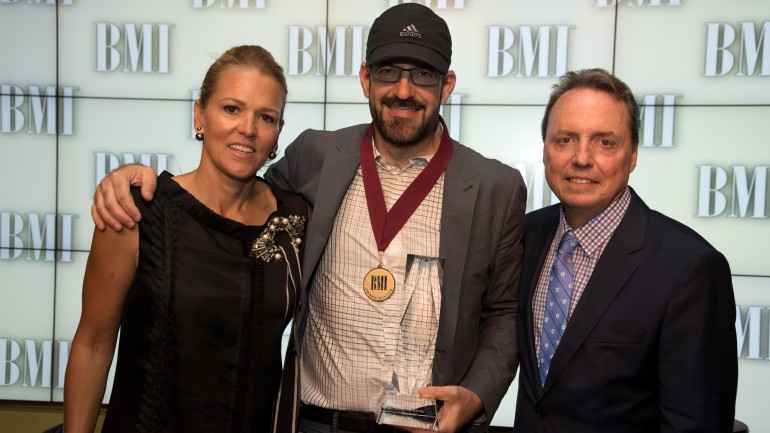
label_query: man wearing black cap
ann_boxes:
[90,4,525,433]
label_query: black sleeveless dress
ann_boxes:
[102,171,307,433]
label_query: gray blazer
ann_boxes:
[267,123,526,432]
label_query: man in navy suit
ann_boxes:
[514,68,737,433]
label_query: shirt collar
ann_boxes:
[556,187,631,258]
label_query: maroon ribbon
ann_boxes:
[359,119,453,252]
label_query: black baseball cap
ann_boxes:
[365,3,452,73]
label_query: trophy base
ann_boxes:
[377,392,439,430]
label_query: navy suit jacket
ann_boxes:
[514,189,737,433]
[267,123,526,432]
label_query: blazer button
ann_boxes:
[535,405,547,418]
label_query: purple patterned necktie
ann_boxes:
[538,230,578,386]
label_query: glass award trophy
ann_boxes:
[377,255,443,431]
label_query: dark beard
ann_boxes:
[370,96,439,148]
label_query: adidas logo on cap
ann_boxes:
[399,24,422,39]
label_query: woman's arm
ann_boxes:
[63,225,139,433]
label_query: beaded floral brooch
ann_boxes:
[250,215,306,262]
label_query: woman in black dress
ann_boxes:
[64,45,307,433]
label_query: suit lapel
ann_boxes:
[301,140,361,290]
[542,192,648,391]
[520,207,560,397]
[433,146,478,381]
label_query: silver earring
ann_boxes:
[268,149,277,160]
[195,126,204,142]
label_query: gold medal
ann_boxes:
[363,265,395,301]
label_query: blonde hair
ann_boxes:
[198,45,287,112]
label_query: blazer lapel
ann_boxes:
[301,140,361,290]
[520,207,560,397]
[433,146,478,384]
[542,192,648,391]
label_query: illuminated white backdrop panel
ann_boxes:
[0,0,768,430]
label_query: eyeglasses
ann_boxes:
[370,64,442,87]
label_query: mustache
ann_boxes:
[381,97,424,110]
